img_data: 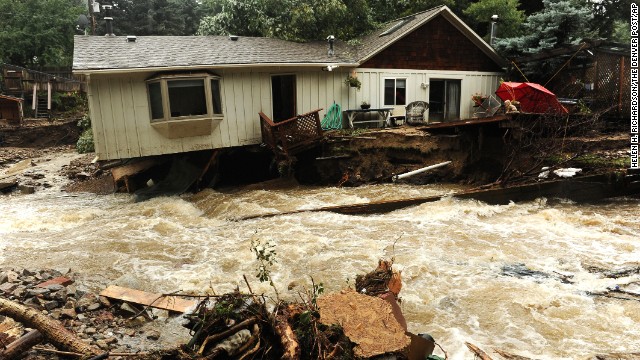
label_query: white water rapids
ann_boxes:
[1,165,639,359]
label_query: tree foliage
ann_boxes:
[197,0,373,41]
[96,0,203,36]
[494,0,595,58]
[463,0,525,39]
[0,0,85,68]
[590,0,632,42]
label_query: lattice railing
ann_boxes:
[259,109,324,156]
[546,52,629,117]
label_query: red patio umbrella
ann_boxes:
[495,82,568,114]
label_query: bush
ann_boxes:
[51,91,87,113]
[76,114,94,153]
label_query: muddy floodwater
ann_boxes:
[1,177,639,359]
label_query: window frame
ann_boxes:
[145,73,223,123]
[382,77,408,107]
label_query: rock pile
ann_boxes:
[0,268,175,358]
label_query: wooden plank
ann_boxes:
[110,158,164,183]
[100,285,196,313]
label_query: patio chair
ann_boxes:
[405,101,429,125]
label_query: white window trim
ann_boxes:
[146,73,224,123]
[382,77,408,107]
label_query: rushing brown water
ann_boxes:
[1,177,639,359]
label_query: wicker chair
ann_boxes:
[405,101,429,125]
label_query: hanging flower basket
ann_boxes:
[345,75,361,90]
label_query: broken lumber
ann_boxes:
[100,285,196,313]
[273,310,300,360]
[0,298,99,356]
[0,330,43,360]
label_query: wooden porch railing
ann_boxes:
[259,108,324,157]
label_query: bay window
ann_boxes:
[146,73,223,138]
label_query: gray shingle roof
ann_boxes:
[73,35,357,71]
[73,5,503,72]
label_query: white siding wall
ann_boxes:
[88,68,502,160]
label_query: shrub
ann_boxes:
[76,114,94,153]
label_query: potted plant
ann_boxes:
[345,75,361,90]
[360,101,370,109]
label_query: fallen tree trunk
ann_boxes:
[0,298,100,357]
[0,329,43,360]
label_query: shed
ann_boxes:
[73,5,506,161]
[0,95,24,125]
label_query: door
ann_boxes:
[429,79,461,122]
[271,74,296,122]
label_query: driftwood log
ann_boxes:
[0,329,43,359]
[466,342,494,360]
[0,298,100,357]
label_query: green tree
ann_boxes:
[463,0,525,39]
[591,0,632,42]
[367,0,455,25]
[0,0,85,68]
[97,0,203,36]
[495,0,595,58]
[197,0,373,41]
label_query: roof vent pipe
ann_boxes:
[489,14,498,47]
[103,4,115,37]
[327,35,335,56]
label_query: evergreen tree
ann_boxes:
[495,0,595,58]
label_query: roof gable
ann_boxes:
[355,5,505,69]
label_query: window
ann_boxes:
[384,78,406,106]
[146,73,223,122]
[148,82,164,120]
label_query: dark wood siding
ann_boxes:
[360,15,503,72]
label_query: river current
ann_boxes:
[1,174,639,359]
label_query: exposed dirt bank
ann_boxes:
[1,117,632,196]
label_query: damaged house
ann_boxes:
[72,5,505,161]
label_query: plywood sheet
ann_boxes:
[100,285,196,313]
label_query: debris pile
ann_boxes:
[0,262,438,359]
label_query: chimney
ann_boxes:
[103,4,115,37]
[327,35,335,56]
